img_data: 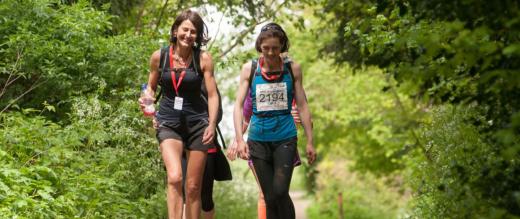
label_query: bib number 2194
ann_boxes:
[256,82,288,112]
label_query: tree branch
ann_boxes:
[0,74,22,99]
[386,73,432,162]
[134,1,147,34]
[0,77,47,115]
[217,0,289,58]
[208,13,225,51]
[1,49,24,99]
[218,20,265,59]
[154,0,170,34]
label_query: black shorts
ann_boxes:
[156,119,213,151]
[247,137,297,162]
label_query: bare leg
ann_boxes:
[201,152,215,219]
[161,139,185,219]
[201,209,215,219]
[185,150,207,219]
[251,164,267,219]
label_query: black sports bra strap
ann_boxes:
[248,59,258,89]
[155,46,169,104]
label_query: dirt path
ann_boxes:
[290,190,311,219]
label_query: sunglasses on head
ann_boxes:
[261,24,282,32]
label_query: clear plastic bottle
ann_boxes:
[141,83,155,117]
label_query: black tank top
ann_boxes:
[156,54,208,123]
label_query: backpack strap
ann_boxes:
[193,49,222,122]
[191,48,203,77]
[198,95,226,148]
[248,59,258,89]
[216,126,226,149]
[154,46,169,104]
[283,57,296,91]
[158,46,169,78]
[193,49,226,148]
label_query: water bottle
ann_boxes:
[141,83,155,117]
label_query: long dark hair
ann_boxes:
[170,10,209,49]
[255,23,290,53]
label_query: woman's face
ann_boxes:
[260,37,282,60]
[174,20,197,47]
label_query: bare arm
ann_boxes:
[201,51,218,145]
[147,50,161,96]
[139,50,161,113]
[292,61,316,164]
[233,61,252,159]
[227,88,252,161]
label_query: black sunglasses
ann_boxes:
[261,24,282,32]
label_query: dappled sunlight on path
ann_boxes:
[291,190,311,219]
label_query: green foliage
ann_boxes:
[0,0,154,117]
[307,159,409,219]
[0,96,166,217]
[311,0,520,217]
[287,22,418,177]
[408,104,520,219]
[79,0,142,33]
[213,162,258,219]
[0,1,169,217]
[317,0,520,132]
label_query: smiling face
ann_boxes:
[174,20,197,48]
[169,10,209,49]
[260,37,282,61]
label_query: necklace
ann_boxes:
[172,54,191,67]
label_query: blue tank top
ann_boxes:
[248,60,297,142]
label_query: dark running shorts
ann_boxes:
[247,137,297,162]
[156,119,214,151]
[248,149,301,167]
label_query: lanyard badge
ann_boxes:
[169,46,186,110]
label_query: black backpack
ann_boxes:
[156,46,226,148]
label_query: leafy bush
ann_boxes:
[0,94,167,218]
[312,0,520,217]
[0,0,154,117]
[408,104,520,218]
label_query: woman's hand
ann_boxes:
[236,138,250,160]
[152,116,159,129]
[226,139,238,161]
[291,104,301,124]
[202,124,215,145]
[306,143,317,164]
[138,96,155,113]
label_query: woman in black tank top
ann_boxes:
[156,55,209,122]
[139,10,219,219]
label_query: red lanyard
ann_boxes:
[169,46,186,95]
[259,57,283,81]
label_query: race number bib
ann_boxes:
[256,82,288,112]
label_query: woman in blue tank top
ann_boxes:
[233,23,317,219]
